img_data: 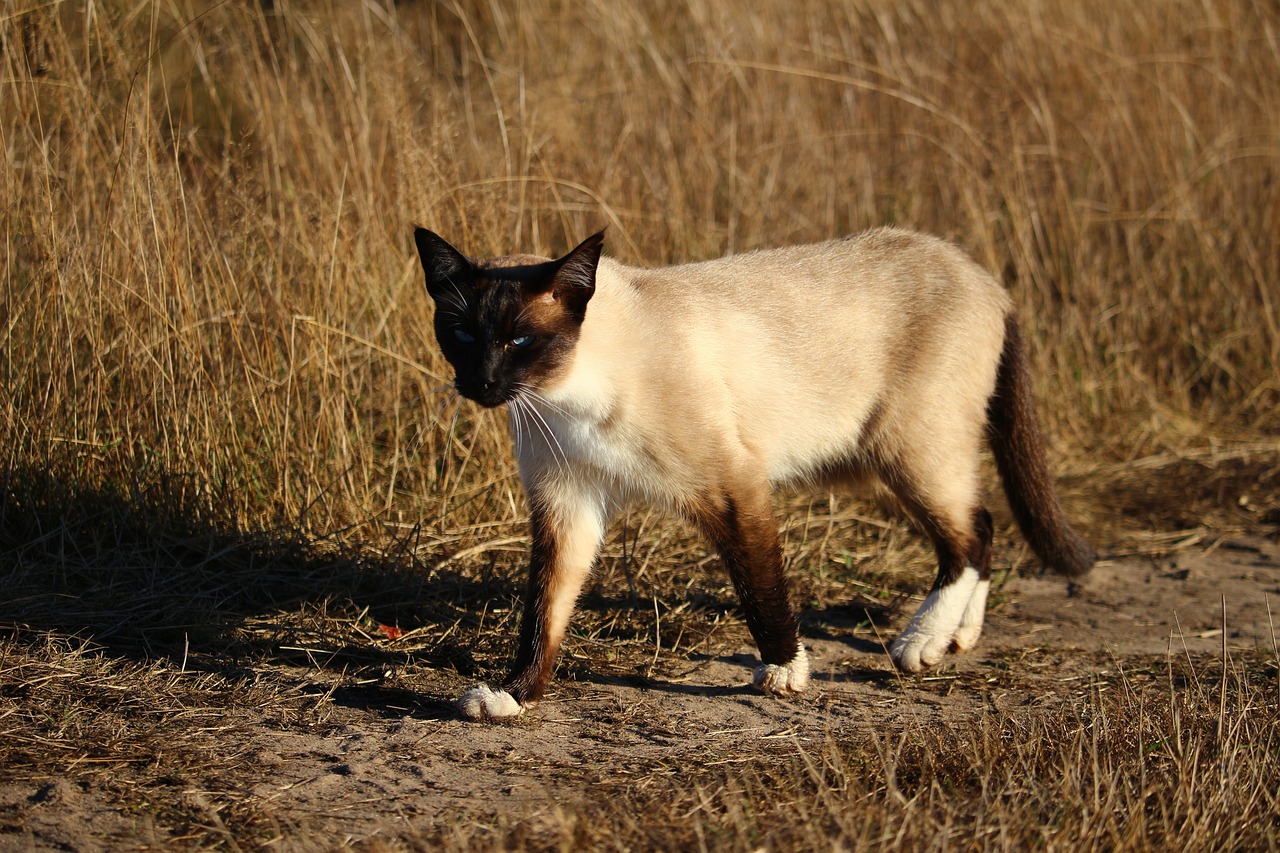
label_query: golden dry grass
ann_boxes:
[2,0,1280,849]
[422,654,1280,852]
[4,0,1278,541]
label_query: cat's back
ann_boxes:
[574,229,1014,485]
[602,229,1010,361]
[621,228,1007,318]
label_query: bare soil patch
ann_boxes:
[3,535,1275,851]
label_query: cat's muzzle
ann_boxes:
[455,380,514,408]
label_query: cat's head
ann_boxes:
[413,228,604,408]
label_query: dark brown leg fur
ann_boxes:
[502,500,562,705]
[501,496,601,705]
[687,485,801,668]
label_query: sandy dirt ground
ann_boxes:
[2,535,1277,850]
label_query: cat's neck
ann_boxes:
[526,258,636,418]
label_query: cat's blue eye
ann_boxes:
[510,335,535,348]
[453,328,476,344]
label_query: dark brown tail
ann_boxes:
[986,315,1095,578]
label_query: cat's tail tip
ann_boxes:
[1043,533,1096,579]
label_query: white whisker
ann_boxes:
[432,387,460,419]
[446,391,462,439]
[516,391,569,471]
[512,302,536,328]
[507,397,528,460]
[508,384,568,471]
[521,387,572,420]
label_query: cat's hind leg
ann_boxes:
[950,509,994,652]
[889,506,994,672]
[876,431,995,673]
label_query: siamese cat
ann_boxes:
[413,226,1094,721]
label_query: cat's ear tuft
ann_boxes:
[414,227,473,303]
[550,230,605,317]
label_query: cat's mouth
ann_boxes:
[455,381,516,409]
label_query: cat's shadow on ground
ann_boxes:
[0,466,507,704]
[1,466,908,724]
[563,615,900,704]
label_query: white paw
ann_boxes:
[890,567,981,673]
[951,579,991,651]
[752,645,810,695]
[457,685,524,721]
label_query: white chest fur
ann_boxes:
[508,390,669,511]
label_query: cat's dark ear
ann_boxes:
[414,227,473,304]
[548,230,605,319]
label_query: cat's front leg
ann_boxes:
[692,481,809,696]
[457,488,605,721]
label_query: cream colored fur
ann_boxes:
[470,229,1014,702]
[518,229,1009,519]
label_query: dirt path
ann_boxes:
[4,536,1277,850]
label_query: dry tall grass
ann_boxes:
[4,0,1277,549]
[2,0,1279,848]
